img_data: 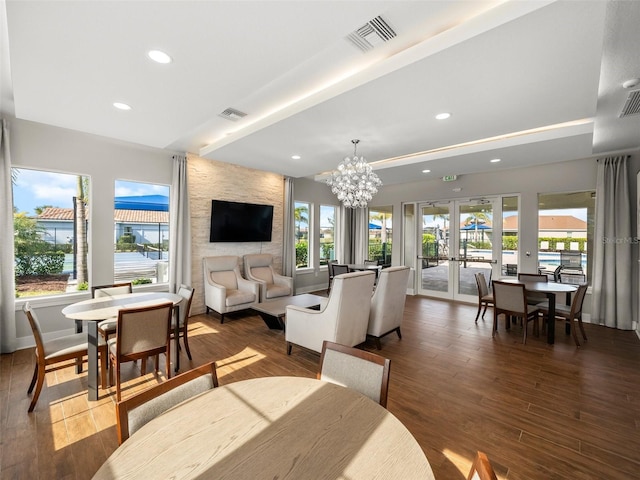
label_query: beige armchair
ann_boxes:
[243,253,293,302]
[285,270,375,355]
[203,256,259,323]
[367,266,410,349]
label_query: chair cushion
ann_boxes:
[265,284,291,299]
[98,318,117,333]
[225,289,255,307]
[211,271,238,290]
[251,266,274,284]
[535,300,571,316]
[43,333,105,360]
[481,294,494,303]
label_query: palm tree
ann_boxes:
[294,204,308,241]
[75,176,88,283]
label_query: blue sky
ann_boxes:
[12,168,169,215]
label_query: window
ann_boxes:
[294,201,310,269]
[538,191,594,282]
[13,168,90,297]
[502,196,519,275]
[369,207,392,265]
[114,180,170,284]
[319,205,336,266]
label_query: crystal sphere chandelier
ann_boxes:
[326,139,382,209]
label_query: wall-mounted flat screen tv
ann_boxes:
[209,200,273,242]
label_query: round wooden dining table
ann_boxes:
[92,376,435,480]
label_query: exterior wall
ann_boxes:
[10,117,174,344]
[187,154,284,315]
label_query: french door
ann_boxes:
[417,198,502,302]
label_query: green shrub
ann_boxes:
[77,281,89,291]
[15,251,65,276]
[296,241,308,267]
[132,278,152,285]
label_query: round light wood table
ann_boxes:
[93,376,435,480]
[62,292,183,400]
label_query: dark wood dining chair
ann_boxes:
[108,302,173,401]
[328,263,349,293]
[93,282,133,341]
[23,302,107,412]
[492,281,540,344]
[171,284,195,360]
[474,272,494,322]
[517,272,547,305]
[318,340,390,408]
[536,283,588,346]
[116,361,218,444]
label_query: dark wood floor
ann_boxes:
[1,295,639,480]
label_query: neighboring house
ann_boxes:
[35,206,169,247]
[503,215,587,239]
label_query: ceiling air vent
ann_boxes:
[619,90,640,117]
[218,107,248,122]
[346,15,396,53]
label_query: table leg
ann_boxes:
[546,292,556,344]
[75,319,84,374]
[87,321,99,401]
[174,306,180,373]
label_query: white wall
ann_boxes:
[10,118,175,344]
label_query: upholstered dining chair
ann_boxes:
[517,272,548,305]
[243,253,293,302]
[326,259,337,294]
[318,341,391,408]
[367,266,410,349]
[492,280,541,344]
[203,255,259,323]
[171,284,195,361]
[467,451,498,480]
[285,270,376,355]
[474,272,494,323]
[536,283,588,346]
[108,302,173,401]
[92,282,133,341]
[23,302,107,412]
[115,361,218,444]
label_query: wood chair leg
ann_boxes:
[28,365,45,412]
[141,358,147,375]
[569,320,581,347]
[396,327,402,339]
[183,332,193,360]
[475,303,482,323]
[116,362,122,402]
[578,317,588,342]
[166,350,171,379]
[99,350,107,390]
[27,362,38,394]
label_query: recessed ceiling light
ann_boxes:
[435,112,451,120]
[113,102,131,111]
[291,155,301,160]
[622,78,640,89]
[490,158,501,163]
[148,50,172,64]
[422,169,431,173]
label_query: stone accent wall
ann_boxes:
[188,154,284,314]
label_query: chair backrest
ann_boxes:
[517,273,547,283]
[203,255,241,290]
[332,264,350,275]
[467,451,498,480]
[492,281,527,315]
[363,259,378,266]
[475,272,490,298]
[560,250,582,270]
[92,282,133,298]
[245,253,275,284]
[22,303,45,360]
[115,361,218,444]
[570,284,588,317]
[369,266,410,335]
[326,270,376,346]
[318,341,390,407]
[116,303,173,356]
[177,284,195,325]
[327,259,337,278]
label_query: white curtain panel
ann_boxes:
[0,119,17,352]
[282,177,296,278]
[352,208,368,264]
[339,206,352,263]
[169,154,192,293]
[592,156,633,330]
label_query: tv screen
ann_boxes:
[210,200,273,242]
